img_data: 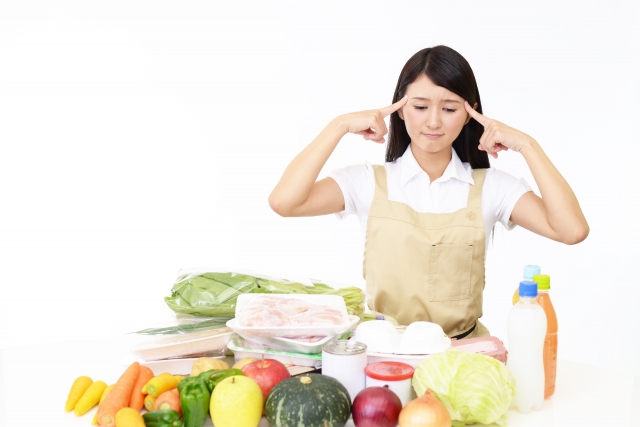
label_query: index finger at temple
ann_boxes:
[379,95,408,117]
[464,101,490,127]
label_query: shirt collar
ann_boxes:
[399,145,475,186]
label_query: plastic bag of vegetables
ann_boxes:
[164,270,365,319]
[412,349,516,426]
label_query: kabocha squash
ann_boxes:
[265,374,351,427]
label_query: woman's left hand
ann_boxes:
[464,101,533,159]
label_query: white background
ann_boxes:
[1,0,639,401]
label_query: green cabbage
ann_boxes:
[412,349,516,426]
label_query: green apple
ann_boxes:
[210,375,263,427]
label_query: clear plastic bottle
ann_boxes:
[512,265,541,304]
[507,281,547,413]
[532,274,557,399]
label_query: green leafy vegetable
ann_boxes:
[133,320,228,335]
[164,271,365,319]
[412,349,515,426]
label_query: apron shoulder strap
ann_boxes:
[371,165,389,200]
[467,168,487,208]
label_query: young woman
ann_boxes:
[268,46,589,339]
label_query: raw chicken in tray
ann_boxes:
[239,296,347,327]
[227,294,358,338]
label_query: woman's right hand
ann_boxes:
[339,95,408,143]
[268,96,408,217]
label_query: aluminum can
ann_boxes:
[322,340,367,402]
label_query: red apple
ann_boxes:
[240,358,291,405]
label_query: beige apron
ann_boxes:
[363,165,490,338]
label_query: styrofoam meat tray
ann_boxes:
[230,294,354,338]
[130,327,234,361]
[237,334,334,355]
[235,293,349,319]
[234,315,359,354]
[227,315,359,340]
[227,335,322,368]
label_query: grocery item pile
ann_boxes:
[163,271,367,319]
[65,270,519,427]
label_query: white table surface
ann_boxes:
[1,336,639,427]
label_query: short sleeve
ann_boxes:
[485,169,533,230]
[327,163,374,220]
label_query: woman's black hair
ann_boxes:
[386,46,490,169]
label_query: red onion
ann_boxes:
[352,386,403,427]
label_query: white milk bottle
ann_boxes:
[507,281,547,413]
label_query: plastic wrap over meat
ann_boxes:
[227,294,358,338]
[238,296,347,327]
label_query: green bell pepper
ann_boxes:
[142,409,182,427]
[177,376,201,394]
[197,368,244,392]
[180,378,210,427]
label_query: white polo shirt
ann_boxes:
[328,145,532,254]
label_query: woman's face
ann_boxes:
[398,74,470,155]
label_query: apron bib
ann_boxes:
[363,165,489,338]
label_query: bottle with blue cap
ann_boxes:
[507,280,547,413]
[512,265,541,304]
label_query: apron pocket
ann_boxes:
[429,243,473,301]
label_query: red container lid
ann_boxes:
[365,362,414,381]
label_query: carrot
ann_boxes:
[65,376,93,412]
[101,384,116,403]
[74,380,107,415]
[143,394,157,412]
[145,372,179,397]
[128,365,154,411]
[96,361,140,427]
[153,388,182,417]
[92,384,115,425]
